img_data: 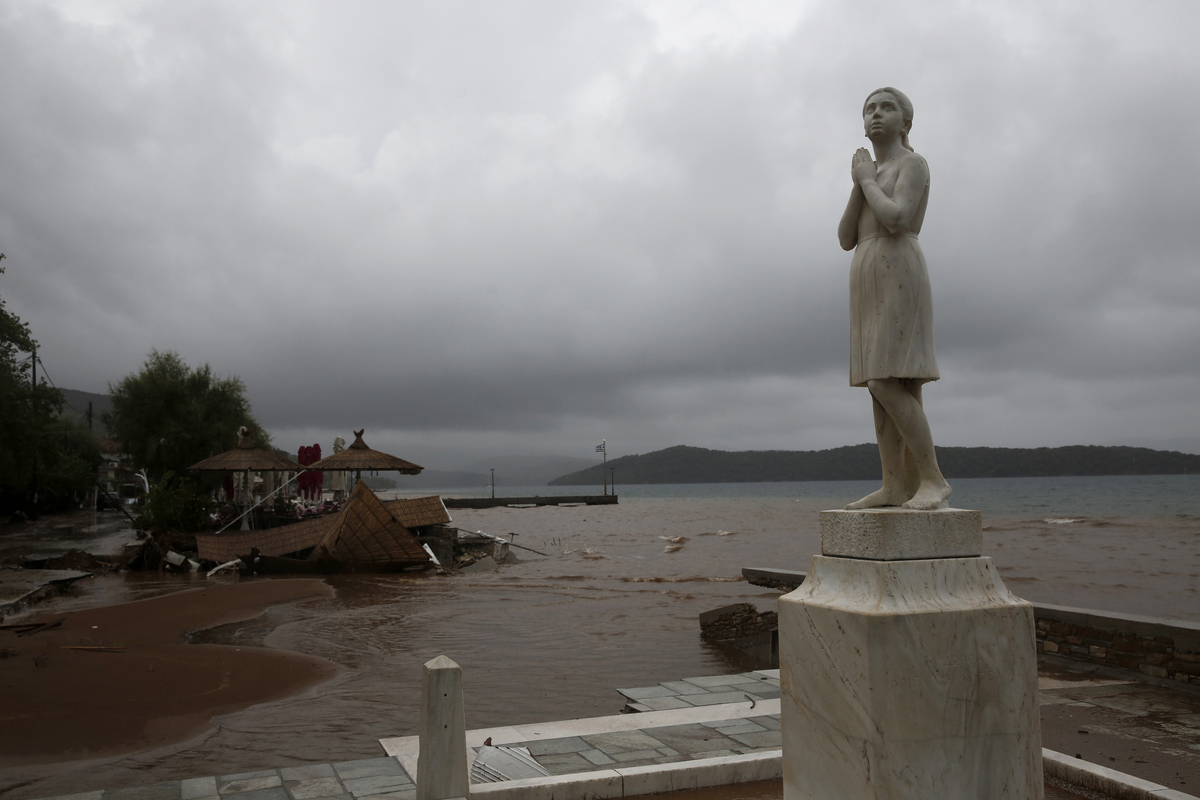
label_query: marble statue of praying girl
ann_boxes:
[837,87,952,510]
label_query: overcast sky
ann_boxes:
[3,0,1199,469]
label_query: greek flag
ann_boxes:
[595,442,606,453]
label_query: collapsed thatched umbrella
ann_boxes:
[305,429,423,484]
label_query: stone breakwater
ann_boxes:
[1035,604,1200,688]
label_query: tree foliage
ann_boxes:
[0,266,101,513]
[103,350,267,482]
[135,470,216,533]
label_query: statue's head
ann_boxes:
[863,87,914,152]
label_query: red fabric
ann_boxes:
[298,446,312,499]
[311,444,324,490]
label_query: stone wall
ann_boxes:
[1034,603,1200,688]
[741,567,1200,689]
[699,603,779,641]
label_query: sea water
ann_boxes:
[397,473,1200,518]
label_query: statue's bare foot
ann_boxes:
[845,487,908,510]
[901,480,952,510]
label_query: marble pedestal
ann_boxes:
[780,510,1043,799]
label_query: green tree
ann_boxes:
[103,350,268,482]
[0,265,101,513]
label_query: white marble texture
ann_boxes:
[820,507,982,560]
[839,88,953,513]
[780,554,1043,799]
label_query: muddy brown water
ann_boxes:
[1,495,1196,797]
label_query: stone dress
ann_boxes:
[849,155,939,387]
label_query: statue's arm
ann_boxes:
[838,185,863,251]
[858,154,929,233]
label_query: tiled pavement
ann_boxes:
[615,669,780,714]
[380,676,783,784]
[462,668,789,775]
[514,710,781,775]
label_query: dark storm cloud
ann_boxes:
[3,0,1199,466]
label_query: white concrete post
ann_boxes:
[417,655,469,800]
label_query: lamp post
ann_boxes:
[490,469,495,499]
[610,468,615,496]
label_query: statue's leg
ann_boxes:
[899,381,923,498]
[864,378,952,510]
[844,391,911,509]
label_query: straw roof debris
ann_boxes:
[305,429,423,474]
[196,513,337,563]
[384,496,451,529]
[310,481,430,568]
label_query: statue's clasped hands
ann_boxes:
[851,147,876,186]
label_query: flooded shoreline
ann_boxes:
[1,490,1197,797]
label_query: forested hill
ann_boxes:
[547,444,1200,485]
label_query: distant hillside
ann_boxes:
[388,469,490,489]
[548,444,1200,485]
[458,454,598,486]
[57,389,114,438]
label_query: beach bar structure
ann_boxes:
[188,427,299,516]
[196,485,450,572]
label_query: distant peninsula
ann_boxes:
[547,444,1200,485]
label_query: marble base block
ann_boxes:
[820,507,982,560]
[780,555,1043,799]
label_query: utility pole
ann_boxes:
[597,440,607,495]
[29,343,38,516]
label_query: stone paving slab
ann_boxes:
[616,669,779,713]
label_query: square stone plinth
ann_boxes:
[820,507,982,560]
[780,555,1043,800]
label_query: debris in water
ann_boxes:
[207,559,244,577]
[1,619,64,637]
[471,745,551,783]
[62,646,125,653]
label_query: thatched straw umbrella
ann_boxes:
[190,427,298,524]
[305,429,423,486]
[189,427,298,473]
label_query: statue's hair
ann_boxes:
[863,87,914,152]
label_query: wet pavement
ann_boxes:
[0,510,139,564]
[1039,663,1200,792]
